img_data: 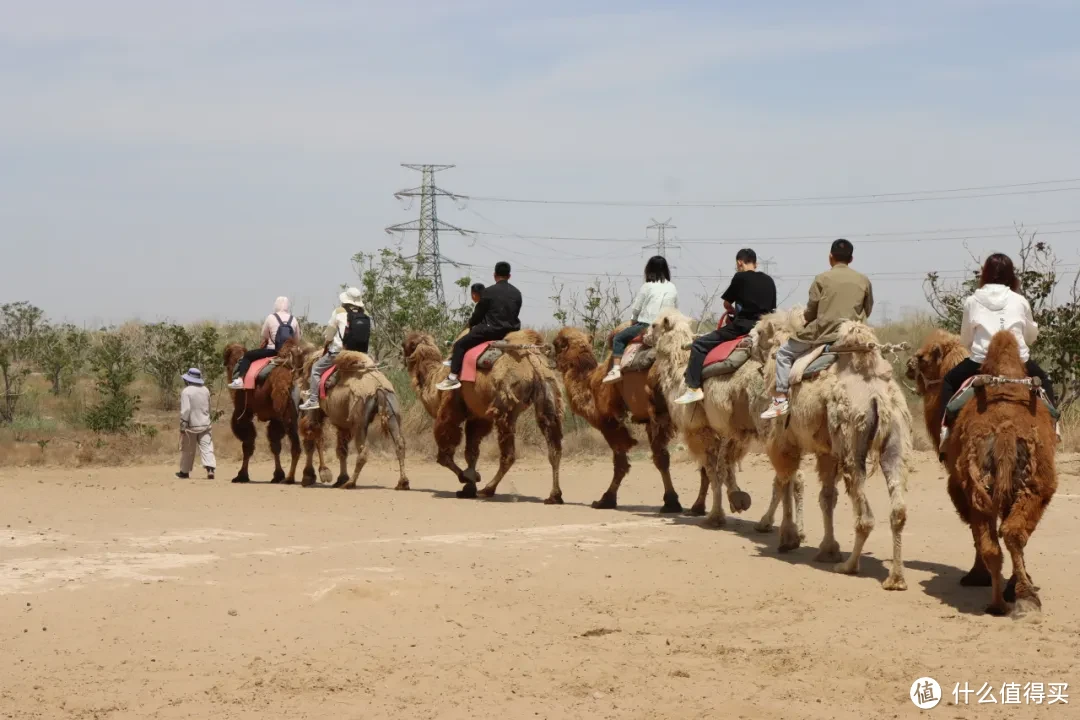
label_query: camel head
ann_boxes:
[908,329,967,396]
[552,327,598,375]
[223,343,246,377]
[642,308,694,358]
[402,331,441,373]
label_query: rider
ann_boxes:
[298,287,370,411]
[437,261,521,391]
[937,252,1057,444]
[467,282,486,328]
[761,239,873,419]
[673,248,775,404]
[226,297,301,390]
[602,255,678,384]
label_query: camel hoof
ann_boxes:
[456,483,478,499]
[753,520,774,534]
[1004,575,1018,603]
[544,492,564,505]
[814,547,843,564]
[881,574,908,592]
[684,503,706,517]
[461,468,481,485]
[960,569,992,587]
[301,469,316,487]
[231,474,250,484]
[341,480,357,490]
[318,467,333,484]
[702,514,725,529]
[591,491,618,510]
[332,474,349,489]
[1012,596,1042,619]
[985,603,1009,617]
[270,470,286,484]
[282,477,296,485]
[660,491,682,514]
[833,560,859,576]
[477,486,497,499]
[395,480,410,491]
[728,491,752,513]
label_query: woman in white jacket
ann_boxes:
[602,255,678,383]
[938,253,1056,433]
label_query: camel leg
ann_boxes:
[592,419,634,510]
[879,427,908,591]
[332,427,352,488]
[814,455,842,563]
[267,420,287,483]
[722,441,752,514]
[300,416,320,487]
[433,398,472,498]
[765,439,802,552]
[463,417,493,486]
[647,417,683,514]
[947,471,991,587]
[477,411,520,499]
[284,419,302,485]
[973,516,1007,616]
[834,459,874,575]
[702,459,728,529]
[685,468,709,517]
[534,394,564,505]
[341,413,370,490]
[380,391,410,491]
[1000,491,1049,618]
[315,430,331,484]
[230,408,256,484]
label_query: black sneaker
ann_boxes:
[175,472,190,479]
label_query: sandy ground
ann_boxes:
[2,451,1079,720]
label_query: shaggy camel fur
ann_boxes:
[402,329,565,502]
[907,329,1052,608]
[916,331,1057,616]
[751,307,913,589]
[289,346,409,491]
[223,339,303,484]
[552,325,711,513]
[643,311,801,535]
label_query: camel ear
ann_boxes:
[930,346,942,361]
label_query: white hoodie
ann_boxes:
[959,284,1037,363]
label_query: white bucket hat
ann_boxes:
[339,287,365,309]
[181,368,204,385]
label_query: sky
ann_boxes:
[2,0,1080,328]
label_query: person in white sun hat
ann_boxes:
[299,287,372,411]
[177,367,216,479]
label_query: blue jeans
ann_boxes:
[775,339,814,395]
[309,350,338,398]
[612,323,648,358]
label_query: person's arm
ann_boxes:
[293,317,301,340]
[804,277,822,323]
[628,284,647,321]
[180,389,191,428]
[959,297,975,350]
[467,303,483,328]
[260,316,272,348]
[863,280,874,318]
[473,288,493,325]
[1021,297,1039,345]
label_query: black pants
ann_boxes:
[233,348,278,380]
[450,325,509,376]
[939,357,1056,427]
[684,319,755,390]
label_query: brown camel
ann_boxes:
[907,330,1057,613]
[402,329,565,502]
[223,339,303,484]
[290,346,409,491]
[551,324,711,513]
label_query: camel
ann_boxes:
[907,330,1057,614]
[646,307,912,590]
[551,324,713,514]
[223,339,304,484]
[402,329,565,502]
[289,345,409,491]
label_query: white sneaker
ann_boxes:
[601,367,622,384]
[939,424,950,448]
[673,388,704,405]
[760,397,788,419]
[227,378,244,390]
[437,376,462,391]
[442,360,452,367]
[298,397,320,411]
[1056,421,1062,444]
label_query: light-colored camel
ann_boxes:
[646,307,912,590]
[402,329,565,502]
[551,325,711,513]
[642,311,803,536]
[288,346,409,491]
[907,329,1056,614]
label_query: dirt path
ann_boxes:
[2,452,1079,719]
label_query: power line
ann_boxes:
[463,177,1080,208]
[385,163,473,307]
[643,218,678,257]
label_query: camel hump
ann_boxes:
[981,331,1025,377]
[334,350,378,375]
[504,328,544,346]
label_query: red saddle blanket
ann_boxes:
[243,357,274,390]
[460,341,492,383]
[703,336,749,367]
[318,364,338,400]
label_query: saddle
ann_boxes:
[621,334,655,373]
[944,374,1059,426]
[459,342,504,383]
[243,357,283,390]
[701,336,753,380]
[788,344,837,387]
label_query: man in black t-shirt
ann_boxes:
[674,248,777,405]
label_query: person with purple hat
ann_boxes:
[177,367,216,479]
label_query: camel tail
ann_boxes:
[969,424,1032,515]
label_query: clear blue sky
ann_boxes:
[2,0,1079,328]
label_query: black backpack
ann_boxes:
[340,308,371,353]
[273,313,295,348]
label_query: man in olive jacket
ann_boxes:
[761,239,874,419]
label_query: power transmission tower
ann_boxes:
[385,164,472,306]
[643,218,679,257]
[760,257,776,275]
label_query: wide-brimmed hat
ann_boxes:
[181,368,204,385]
[339,287,365,309]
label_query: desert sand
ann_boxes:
[2,452,1079,719]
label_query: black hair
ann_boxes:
[470,282,485,296]
[830,239,854,263]
[735,248,757,264]
[644,255,671,283]
[494,261,511,277]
